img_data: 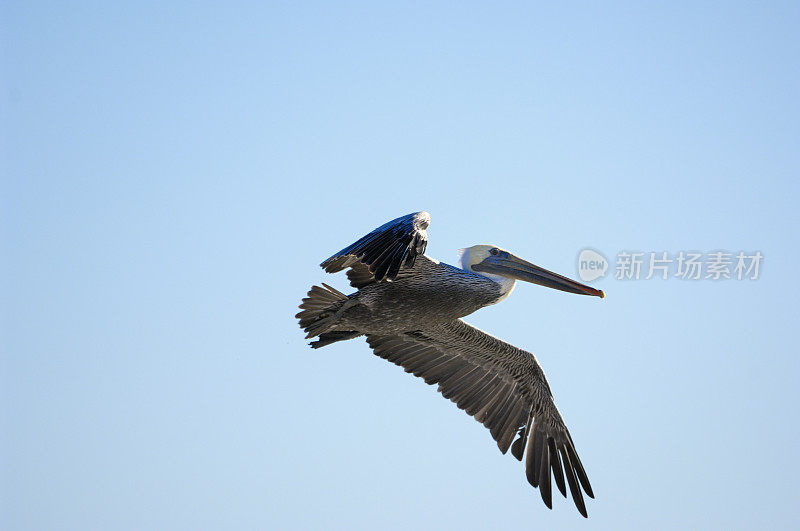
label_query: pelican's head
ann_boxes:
[459,245,605,299]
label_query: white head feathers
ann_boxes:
[458,245,516,303]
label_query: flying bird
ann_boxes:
[296,212,604,517]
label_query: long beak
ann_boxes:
[473,251,605,298]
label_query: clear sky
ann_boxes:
[3,2,800,530]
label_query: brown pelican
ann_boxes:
[296,212,604,517]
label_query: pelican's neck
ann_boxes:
[483,273,516,304]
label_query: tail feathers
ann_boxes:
[310,331,362,349]
[296,283,349,338]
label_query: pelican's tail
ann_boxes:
[296,284,361,348]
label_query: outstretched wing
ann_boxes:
[321,211,430,283]
[365,319,594,517]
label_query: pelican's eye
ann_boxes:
[489,248,499,256]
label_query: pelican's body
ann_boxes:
[332,256,508,335]
[296,212,604,517]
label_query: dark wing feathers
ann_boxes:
[366,319,593,517]
[345,263,376,289]
[321,211,430,284]
[549,436,568,498]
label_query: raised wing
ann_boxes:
[321,211,430,283]
[366,320,594,517]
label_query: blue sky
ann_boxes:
[3,2,800,529]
